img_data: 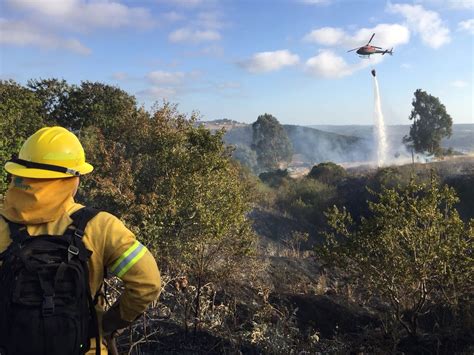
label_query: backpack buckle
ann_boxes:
[74,229,85,238]
[42,295,55,316]
[68,245,80,256]
[68,245,80,262]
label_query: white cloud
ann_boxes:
[147,70,186,85]
[140,69,201,99]
[0,18,91,55]
[306,51,351,78]
[450,80,469,88]
[400,63,412,69]
[6,0,154,31]
[304,27,345,45]
[169,27,221,43]
[239,50,300,73]
[303,24,410,49]
[388,3,450,48]
[168,10,225,45]
[305,50,383,78]
[458,19,474,34]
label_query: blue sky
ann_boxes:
[1,0,473,125]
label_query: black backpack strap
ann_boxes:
[69,207,100,238]
[67,207,101,355]
[4,219,30,244]
[0,216,30,262]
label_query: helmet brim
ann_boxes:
[5,161,94,179]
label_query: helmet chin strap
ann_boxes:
[8,158,81,177]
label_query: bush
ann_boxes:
[319,177,473,345]
[307,162,346,185]
[277,178,336,228]
[259,169,289,188]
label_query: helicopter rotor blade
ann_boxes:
[373,46,382,49]
[347,48,359,52]
[367,33,375,45]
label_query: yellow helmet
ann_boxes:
[4,126,94,179]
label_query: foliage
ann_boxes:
[307,162,346,185]
[252,114,293,172]
[282,231,309,258]
[277,178,336,228]
[0,80,47,196]
[319,177,473,338]
[258,169,290,188]
[76,101,257,282]
[403,89,453,156]
[232,144,258,172]
[27,79,138,135]
[1,79,257,333]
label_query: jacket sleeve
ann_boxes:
[101,213,161,322]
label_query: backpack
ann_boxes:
[0,207,101,355]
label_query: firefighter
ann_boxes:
[0,126,161,355]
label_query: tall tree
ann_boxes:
[251,113,293,171]
[403,89,453,156]
[28,79,137,134]
[0,80,47,196]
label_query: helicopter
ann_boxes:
[347,33,393,57]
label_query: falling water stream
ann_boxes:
[373,73,388,167]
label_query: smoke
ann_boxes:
[284,125,372,165]
[223,118,473,173]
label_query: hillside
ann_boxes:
[284,125,370,164]
[199,121,371,166]
[312,124,474,154]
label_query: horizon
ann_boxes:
[200,119,474,127]
[1,0,473,126]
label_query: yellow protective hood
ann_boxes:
[1,176,79,224]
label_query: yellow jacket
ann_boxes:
[0,177,161,354]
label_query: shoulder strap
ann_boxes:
[68,207,102,355]
[1,216,30,244]
[0,216,29,262]
[69,207,100,238]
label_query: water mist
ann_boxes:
[372,70,388,167]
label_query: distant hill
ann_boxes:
[311,124,474,154]
[283,125,370,164]
[199,121,371,166]
[199,121,473,169]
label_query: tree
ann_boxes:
[0,80,256,334]
[78,101,256,332]
[28,79,137,134]
[252,114,293,171]
[0,80,47,196]
[307,162,346,185]
[319,177,472,340]
[403,89,453,156]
